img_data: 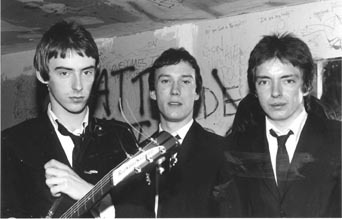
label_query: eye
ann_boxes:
[284,79,296,84]
[160,79,170,84]
[256,80,269,86]
[83,70,94,76]
[182,79,191,84]
[58,71,70,77]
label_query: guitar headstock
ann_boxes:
[112,131,179,186]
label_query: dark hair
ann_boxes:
[247,33,314,94]
[148,47,203,117]
[33,20,99,81]
[320,59,341,120]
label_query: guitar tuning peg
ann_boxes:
[169,153,178,169]
[157,166,165,175]
[134,167,142,173]
[145,173,151,186]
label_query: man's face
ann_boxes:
[42,50,96,117]
[150,61,199,126]
[255,58,308,127]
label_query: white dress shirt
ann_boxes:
[159,119,194,144]
[265,109,308,184]
[47,103,88,167]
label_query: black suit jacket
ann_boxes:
[231,113,341,217]
[116,121,236,218]
[1,114,137,218]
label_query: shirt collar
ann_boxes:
[159,119,194,141]
[47,103,89,135]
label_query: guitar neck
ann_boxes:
[60,169,114,218]
[54,131,178,218]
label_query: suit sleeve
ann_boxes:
[1,131,29,217]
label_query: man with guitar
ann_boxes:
[1,20,138,218]
[117,47,237,217]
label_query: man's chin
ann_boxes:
[267,113,288,122]
[66,105,87,114]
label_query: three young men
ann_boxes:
[2,20,339,218]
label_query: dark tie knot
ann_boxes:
[56,120,84,166]
[270,129,293,147]
[56,120,83,147]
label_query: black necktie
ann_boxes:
[56,120,83,166]
[169,135,181,167]
[175,134,181,141]
[270,129,293,195]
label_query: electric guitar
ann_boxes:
[46,131,179,218]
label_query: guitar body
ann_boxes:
[47,131,178,218]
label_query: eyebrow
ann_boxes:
[54,65,95,71]
[181,75,195,79]
[255,75,269,80]
[157,74,195,78]
[255,74,299,79]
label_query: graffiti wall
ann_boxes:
[2,0,341,140]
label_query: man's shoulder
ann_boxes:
[2,117,47,138]
[193,121,224,136]
[308,113,341,132]
[1,117,51,155]
[92,118,132,132]
[191,121,225,145]
[91,118,137,145]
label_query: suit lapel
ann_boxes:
[40,114,72,166]
[176,122,199,166]
[285,115,321,192]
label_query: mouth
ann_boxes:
[168,101,182,106]
[70,96,85,102]
[270,102,286,109]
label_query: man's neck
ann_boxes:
[49,105,88,131]
[160,118,193,134]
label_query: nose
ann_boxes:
[170,81,180,95]
[271,81,282,98]
[72,73,83,91]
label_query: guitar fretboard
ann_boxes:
[61,169,114,218]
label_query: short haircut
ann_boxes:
[33,20,99,81]
[247,33,314,94]
[148,47,203,117]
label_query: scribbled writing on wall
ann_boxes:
[302,9,342,50]
[94,64,241,139]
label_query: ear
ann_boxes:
[303,90,310,97]
[302,85,311,97]
[150,90,157,100]
[36,71,48,84]
[194,91,200,101]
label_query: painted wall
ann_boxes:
[2,0,341,140]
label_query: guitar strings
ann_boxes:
[62,167,115,217]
